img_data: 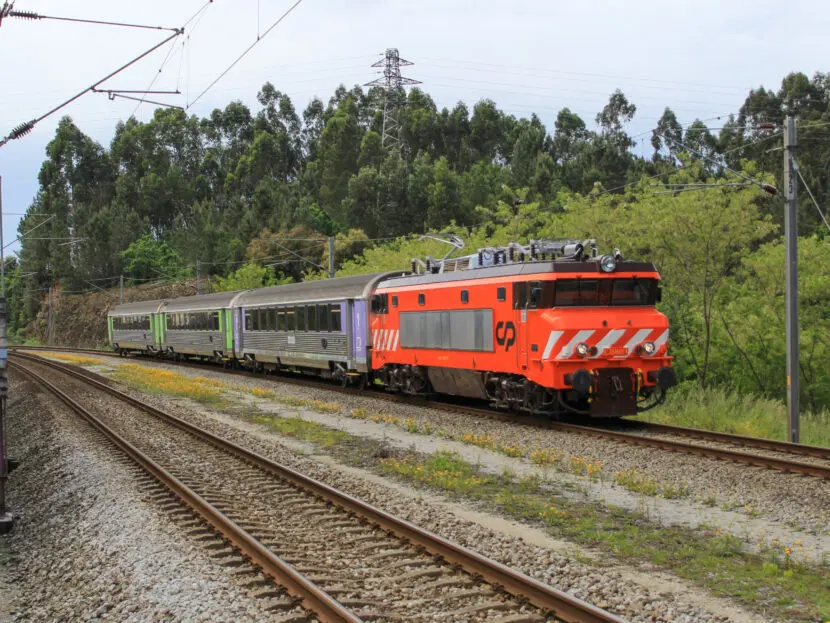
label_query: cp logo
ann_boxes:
[495,321,516,351]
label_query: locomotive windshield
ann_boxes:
[516,278,659,308]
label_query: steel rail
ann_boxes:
[17,346,830,478]
[9,359,363,623]
[11,351,625,623]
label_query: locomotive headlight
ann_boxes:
[599,254,617,273]
[640,341,656,355]
[575,342,590,357]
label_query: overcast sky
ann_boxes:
[0,0,827,255]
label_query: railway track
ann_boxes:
[16,345,830,481]
[10,351,623,623]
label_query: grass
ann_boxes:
[379,450,830,623]
[42,353,105,366]
[112,364,228,406]
[350,407,609,483]
[637,383,830,448]
[248,411,352,448]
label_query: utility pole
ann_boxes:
[196,260,201,295]
[0,297,12,533]
[119,274,124,304]
[783,116,799,443]
[328,236,335,279]
[0,175,5,298]
[47,286,54,346]
[365,49,421,150]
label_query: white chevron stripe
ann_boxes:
[589,329,626,358]
[379,329,388,351]
[649,329,669,355]
[373,329,379,349]
[383,329,393,352]
[542,330,564,359]
[624,328,653,354]
[391,330,400,351]
[556,330,595,359]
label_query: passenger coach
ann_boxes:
[160,290,243,362]
[109,299,165,355]
[234,272,404,385]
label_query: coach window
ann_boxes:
[497,287,506,302]
[329,304,341,332]
[296,306,306,331]
[391,295,398,308]
[418,293,425,306]
[285,307,295,331]
[307,305,318,331]
[461,290,469,304]
[317,305,329,332]
[275,309,284,331]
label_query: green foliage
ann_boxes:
[120,235,181,282]
[212,263,289,292]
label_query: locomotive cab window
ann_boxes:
[371,293,389,314]
[553,278,657,307]
[497,287,506,302]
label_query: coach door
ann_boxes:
[512,283,529,371]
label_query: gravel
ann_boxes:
[73,357,754,623]
[100,356,830,536]
[5,373,311,622]
[26,359,547,623]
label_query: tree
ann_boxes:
[652,107,683,160]
[213,263,284,292]
[120,235,181,282]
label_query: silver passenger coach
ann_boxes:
[234,272,404,380]
[109,299,165,353]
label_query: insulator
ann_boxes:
[508,246,514,262]
[8,120,34,140]
[493,253,499,265]
[425,258,431,272]
[9,10,41,20]
[478,251,483,266]
[519,252,525,262]
[411,259,417,274]
[530,243,536,259]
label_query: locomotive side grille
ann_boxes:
[400,310,493,352]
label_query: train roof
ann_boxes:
[161,290,245,313]
[109,299,167,316]
[236,271,407,308]
[375,260,659,289]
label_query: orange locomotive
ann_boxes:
[368,238,675,417]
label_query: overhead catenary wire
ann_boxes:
[792,158,830,232]
[3,8,181,31]
[131,1,216,115]
[187,0,305,110]
[0,28,183,148]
